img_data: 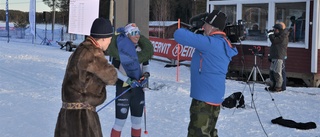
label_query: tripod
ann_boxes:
[247,54,265,83]
[244,53,265,107]
[40,21,51,45]
[239,53,282,137]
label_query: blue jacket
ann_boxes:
[174,28,238,104]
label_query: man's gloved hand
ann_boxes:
[142,72,150,78]
[126,78,141,88]
[267,32,274,36]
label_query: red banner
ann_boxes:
[149,37,194,61]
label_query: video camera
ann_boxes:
[266,29,274,33]
[189,12,208,34]
[189,13,245,43]
[224,20,245,43]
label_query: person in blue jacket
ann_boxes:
[174,10,238,137]
[107,23,154,137]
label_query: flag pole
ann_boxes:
[29,0,36,44]
[6,0,9,43]
[34,1,36,45]
[176,19,181,82]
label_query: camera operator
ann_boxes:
[266,22,288,92]
[174,10,238,137]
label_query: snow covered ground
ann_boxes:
[0,40,319,137]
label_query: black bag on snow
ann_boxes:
[222,92,245,108]
[271,116,317,130]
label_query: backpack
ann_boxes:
[222,92,245,108]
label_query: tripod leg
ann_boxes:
[246,66,255,83]
[255,66,265,82]
[41,38,45,45]
[247,83,255,108]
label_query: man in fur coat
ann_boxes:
[54,18,118,137]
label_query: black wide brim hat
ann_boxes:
[273,23,283,30]
[90,18,113,38]
[202,10,227,30]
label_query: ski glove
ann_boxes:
[142,72,150,78]
[126,78,141,88]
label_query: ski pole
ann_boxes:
[140,77,149,134]
[143,79,148,135]
[97,87,132,112]
[97,78,148,113]
[143,105,148,134]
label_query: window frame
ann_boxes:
[207,0,310,49]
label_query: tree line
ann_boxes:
[0,10,67,27]
[0,0,206,28]
[150,0,206,23]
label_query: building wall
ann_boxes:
[114,0,149,37]
[114,0,128,29]
[229,44,315,86]
[129,0,149,37]
[149,24,190,39]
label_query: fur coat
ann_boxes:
[54,39,117,137]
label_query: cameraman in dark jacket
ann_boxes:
[266,22,288,92]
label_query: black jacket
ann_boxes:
[269,29,289,59]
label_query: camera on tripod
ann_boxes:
[249,47,263,57]
[189,13,246,43]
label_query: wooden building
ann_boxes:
[149,21,191,39]
[207,0,320,87]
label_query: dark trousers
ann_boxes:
[282,64,286,90]
[115,85,145,119]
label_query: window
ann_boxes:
[242,4,268,42]
[275,2,306,43]
[214,5,237,25]
[208,1,309,47]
